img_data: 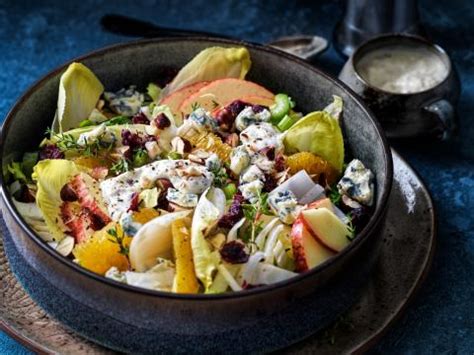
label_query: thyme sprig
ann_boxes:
[110,158,130,175]
[107,227,129,256]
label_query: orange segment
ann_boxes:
[73,156,110,169]
[73,223,132,275]
[132,208,161,224]
[172,218,200,293]
[286,152,340,185]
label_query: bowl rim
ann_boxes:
[0,36,393,300]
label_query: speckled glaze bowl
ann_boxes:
[0,38,393,353]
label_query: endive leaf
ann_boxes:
[191,187,226,291]
[162,47,251,97]
[57,62,104,132]
[32,160,80,241]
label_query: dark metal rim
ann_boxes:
[0,36,393,301]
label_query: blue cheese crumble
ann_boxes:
[240,165,265,184]
[337,159,374,206]
[230,145,250,175]
[239,180,264,203]
[235,106,271,131]
[77,123,116,147]
[240,122,283,154]
[268,190,300,224]
[205,153,221,172]
[104,85,145,116]
[166,188,198,208]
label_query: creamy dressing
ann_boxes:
[100,159,213,219]
[356,45,448,94]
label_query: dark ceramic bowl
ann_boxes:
[0,38,393,353]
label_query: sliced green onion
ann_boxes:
[168,152,182,160]
[132,149,149,167]
[223,183,237,200]
[277,114,297,131]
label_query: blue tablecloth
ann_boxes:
[0,0,472,353]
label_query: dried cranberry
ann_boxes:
[274,153,286,172]
[132,111,149,124]
[156,178,173,210]
[258,147,275,160]
[252,104,267,113]
[60,183,78,202]
[39,144,64,160]
[156,178,173,191]
[127,192,140,212]
[87,209,108,231]
[220,240,249,264]
[262,175,278,193]
[121,129,156,151]
[227,100,249,116]
[218,193,244,228]
[14,184,35,203]
[181,138,192,153]
[215,108,234,131]
[154,113,171,129]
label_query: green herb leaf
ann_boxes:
[107,227,129,256]
[110,158,130,175]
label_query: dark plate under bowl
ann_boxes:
[0,38,392,353]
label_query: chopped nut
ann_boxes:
[225,133,239,147]
[145,141,162,160]
[171,137,187,155]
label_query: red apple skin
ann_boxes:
[300,214,339,253]
[160,81,209,119]
[211,95,275,116]
[307,197,333,211]
[291,218,310,272]
[291,217,336,272]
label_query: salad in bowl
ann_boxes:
[5,46,375,294]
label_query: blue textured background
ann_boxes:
[0,0,473,353]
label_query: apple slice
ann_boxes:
[291,218,335,272]
[179,78,274,116]
[307,197,334,212]
[160,81,209,125]
[301,207,352,252]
